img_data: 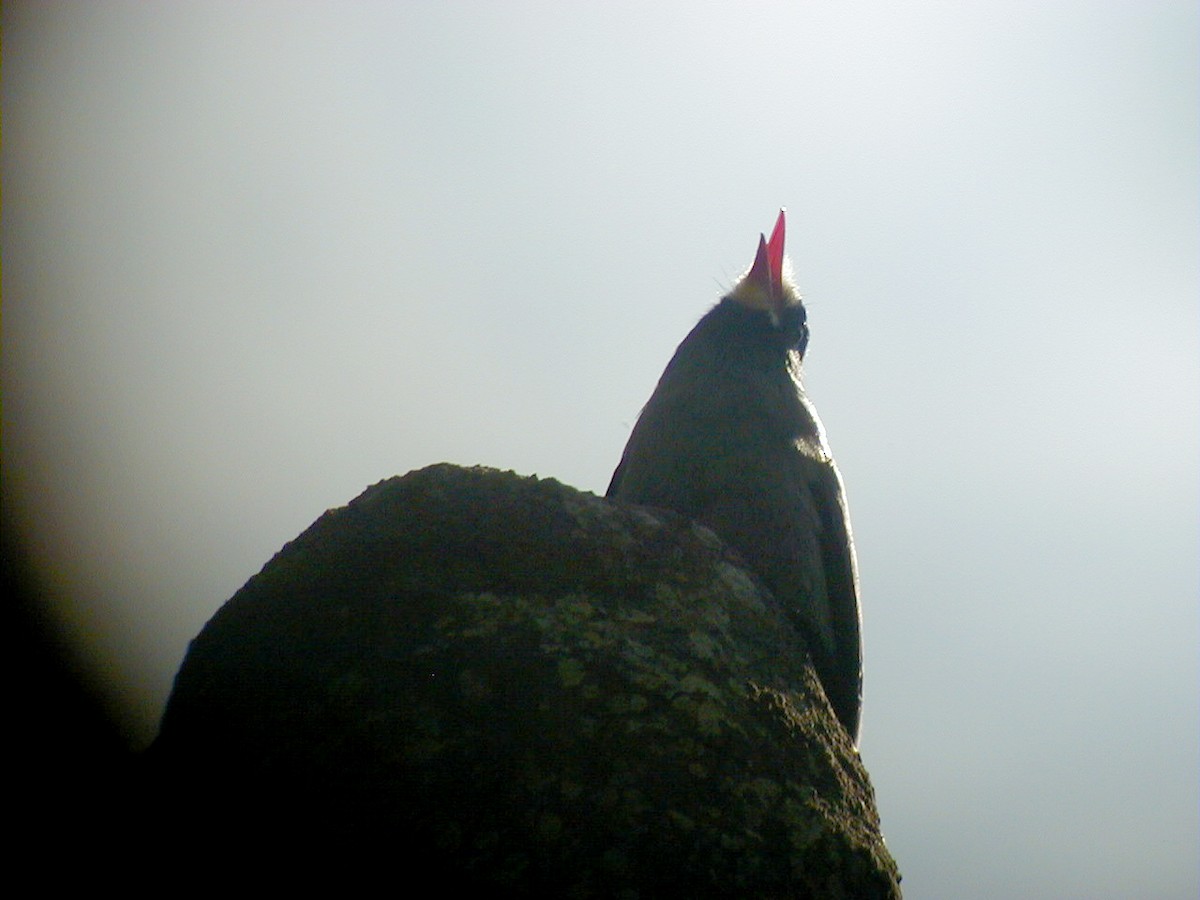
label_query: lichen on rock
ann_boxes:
[147,463,900,896]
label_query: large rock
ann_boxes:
[146,464,900,897]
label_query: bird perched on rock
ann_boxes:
[607,210,862,743]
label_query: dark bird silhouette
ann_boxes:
[607,210,862,743]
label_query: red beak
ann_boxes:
[766,209,785,296]
[745,209,787,305]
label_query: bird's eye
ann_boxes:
[793,323,810,358]
[777,306,806,334]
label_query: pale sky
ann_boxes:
[3,2,1197,897]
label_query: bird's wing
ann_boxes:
[606,394,706,507]
[605,455,627,498]
[806,458,862,740]
[607,375,862,740]
[706,448,860,742]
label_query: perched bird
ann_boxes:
[607,210,862,742]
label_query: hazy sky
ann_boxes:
[3,2,1197,897]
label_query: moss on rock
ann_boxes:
[148,464,900,897]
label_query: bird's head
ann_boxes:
[726,209,809,357]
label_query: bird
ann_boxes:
[607,210,862,743]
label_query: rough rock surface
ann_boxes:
[147,464,900,897]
